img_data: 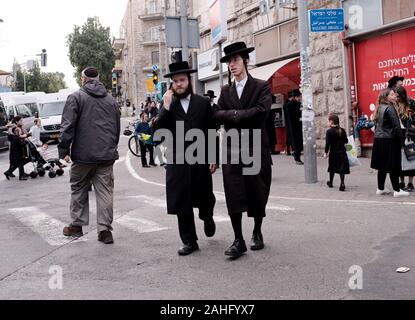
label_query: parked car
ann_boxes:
[0,98,9,150]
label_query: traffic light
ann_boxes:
[40,49,47,67]
[152,70,158,85]
[112,74,117,97]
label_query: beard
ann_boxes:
[172,86,192,100]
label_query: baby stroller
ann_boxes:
[25,139,65,178]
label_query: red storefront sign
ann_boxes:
[355,26,415,146]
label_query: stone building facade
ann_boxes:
[114,0,415,155]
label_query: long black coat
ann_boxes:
[286,100,303,153]
[214,75,272,217]
[152,94,216,216]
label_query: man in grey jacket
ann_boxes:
[58,67,120,244]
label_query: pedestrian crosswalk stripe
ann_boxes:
[8,207,71,246]
[127,194,231,222]
[127,195,166,208]
[116,211,169,233]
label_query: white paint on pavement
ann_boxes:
[8,207,71,246]
[127,195,166,208]
[115,157,126,165]
[125,151,165,187]
[116,210,169,233]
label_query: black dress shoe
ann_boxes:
[178,242,199,256]
[143,164,151,168]
[295,160,304,165]
[250,233,264,251]
[9,173,16,178]
[22,173,30,177]
[327,181,333,188]
[224,239,247,258]
[149,162,157,167]
[339,184,346,192]
[19,176,28,181]
[204,217,216,237]
[4,172,10,180]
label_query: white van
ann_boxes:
[37,91,73,142]
[0,94,41,132]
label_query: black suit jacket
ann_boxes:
[214,75,272,216]
[152,94,216,216]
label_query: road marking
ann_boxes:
[127,195,166,208]
[116,210,169,233]
[125,150,415,207]
[267,205,295,212]
[268,195,415,206]
[127,195,231,222]
[115,156,126,165]
[8,207,71,246]
[126,151,165,187]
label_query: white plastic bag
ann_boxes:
[345,135,361,167]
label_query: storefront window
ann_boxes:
[355,26,415,146]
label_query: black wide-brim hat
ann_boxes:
[220,41,255,63]
[164,61,197,78]
[203,90,217,98]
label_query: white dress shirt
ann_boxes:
[180,94,191,114]
[235,76,248,99]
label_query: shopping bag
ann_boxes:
[403,142,415,161]
[345,135,361,167]
[401,149,415,171]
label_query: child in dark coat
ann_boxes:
[324,114,350,191]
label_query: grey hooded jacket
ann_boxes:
[58,80,120,164]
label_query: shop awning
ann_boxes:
[249,57,298,81]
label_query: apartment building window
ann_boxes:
[150,26,160,41]
[152,51,160,65]
[147,0,159,14]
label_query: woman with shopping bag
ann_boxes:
[371,88,409,198]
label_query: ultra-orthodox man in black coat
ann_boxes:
[153,94,216,218]
[214,74,273,217]
[152,62,218,255]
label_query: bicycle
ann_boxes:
[124,120,153,158]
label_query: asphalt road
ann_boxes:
[1,118,415,300]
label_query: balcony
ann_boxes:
[139,2,165,21]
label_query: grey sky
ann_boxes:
[0,0,128,88]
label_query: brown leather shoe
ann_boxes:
[62,225,83,237]
[98,230,114,244]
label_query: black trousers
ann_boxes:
[6,161,24,177]
[139,141,154,166]
[378,170,400,192]
[177,209,213,244]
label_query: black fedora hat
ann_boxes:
[291,89,302,97]
[203,90,217,98]
[220,41,255,63]
[164,61,197,78]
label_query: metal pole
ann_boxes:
[218,42,223,88]
[297,0,317,183]
[180,0,189,62]
[164,0,170,87]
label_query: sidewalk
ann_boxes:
[268,152,415,204]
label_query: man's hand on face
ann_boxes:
[163,89,174,111]
[209,164,218,174]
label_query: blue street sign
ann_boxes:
[309,8,345,32]
[152,65,158,71]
